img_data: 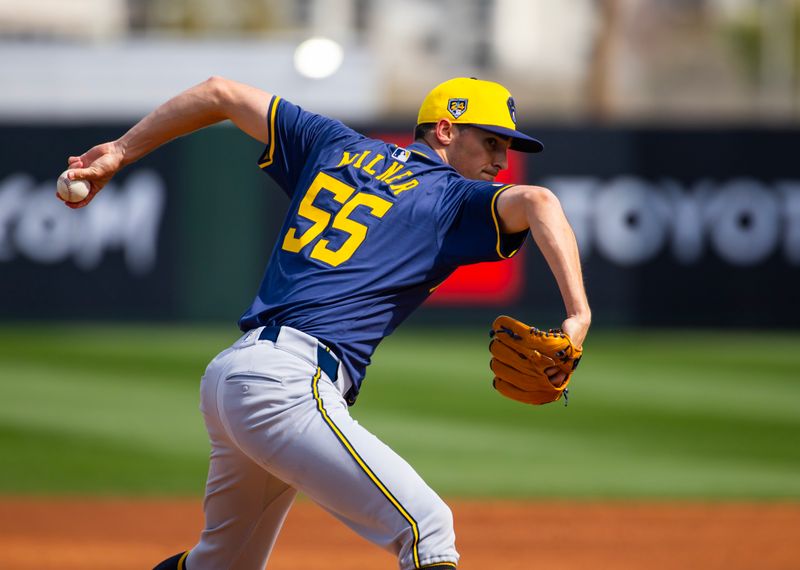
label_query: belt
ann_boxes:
[258,326,339,383]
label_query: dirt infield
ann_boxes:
[1,498,798,569]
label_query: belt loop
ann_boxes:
[258,325,339,384]
[258,326,281,343]
[317,344,339,383]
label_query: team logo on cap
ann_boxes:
[507,97,517,124]
[447,98,468,119]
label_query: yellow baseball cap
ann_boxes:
[417,77,543,153]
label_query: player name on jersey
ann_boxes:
[336,149,420,194]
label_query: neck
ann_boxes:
[418,137,449,165]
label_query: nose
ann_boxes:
[494,148,508,172]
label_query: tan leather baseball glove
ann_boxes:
[489,315,583,405]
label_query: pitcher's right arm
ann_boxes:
[61,77,274,209]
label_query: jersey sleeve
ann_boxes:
[257,97,362,197]
[437,180,528,266]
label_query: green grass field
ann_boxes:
[1,323,798,499]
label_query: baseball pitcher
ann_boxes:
[61,77,591,569]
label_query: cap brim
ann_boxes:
[472,124,544,153]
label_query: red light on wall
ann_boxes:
[429,250,526,305]
[373,132,528,307]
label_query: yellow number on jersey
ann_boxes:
[282,172,393,266]
[282,172,354,253]
[312,193,393,266]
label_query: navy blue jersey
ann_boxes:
[239,97,527,401]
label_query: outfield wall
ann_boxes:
[1,123,798,326]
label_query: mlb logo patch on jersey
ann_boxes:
[391,147,411,163]
[448,98,468,119]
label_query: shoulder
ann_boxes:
[275,97,363,143]
[496,184,559,208]
[495,184,560,233]
[444,175,512,200]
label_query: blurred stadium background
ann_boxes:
[1,0,799,522]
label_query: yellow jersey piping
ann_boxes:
[258,96,281,169]
[490,184,516,259]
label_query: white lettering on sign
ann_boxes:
[0,170,166,275]
[547,176,800,267]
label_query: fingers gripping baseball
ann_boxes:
[58,142,124,209]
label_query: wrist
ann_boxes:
[567,307,591,323]
[114,139,132,167]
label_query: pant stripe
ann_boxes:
[311,367,423,568]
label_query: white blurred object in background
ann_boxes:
[0,0,127,41]
[0,39,378,123]
[0,0,798,122]
[294,37,344,79]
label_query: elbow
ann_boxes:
[521,185,561,213]
[204,75,230,90]
[203,75,234,107]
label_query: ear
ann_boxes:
[433,119,457,146]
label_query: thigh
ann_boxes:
[189,442,297,570]
[189,347,300,570]
[226,355,457,569]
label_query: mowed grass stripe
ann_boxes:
[0,422,207,495]
[0,322,237,384]
[0,363,206,456]
[354,411,800,498]
[1,323,798,498]
[360,331,800,422]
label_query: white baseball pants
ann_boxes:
[185,325,458,569]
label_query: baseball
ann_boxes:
[57,170,91,203]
